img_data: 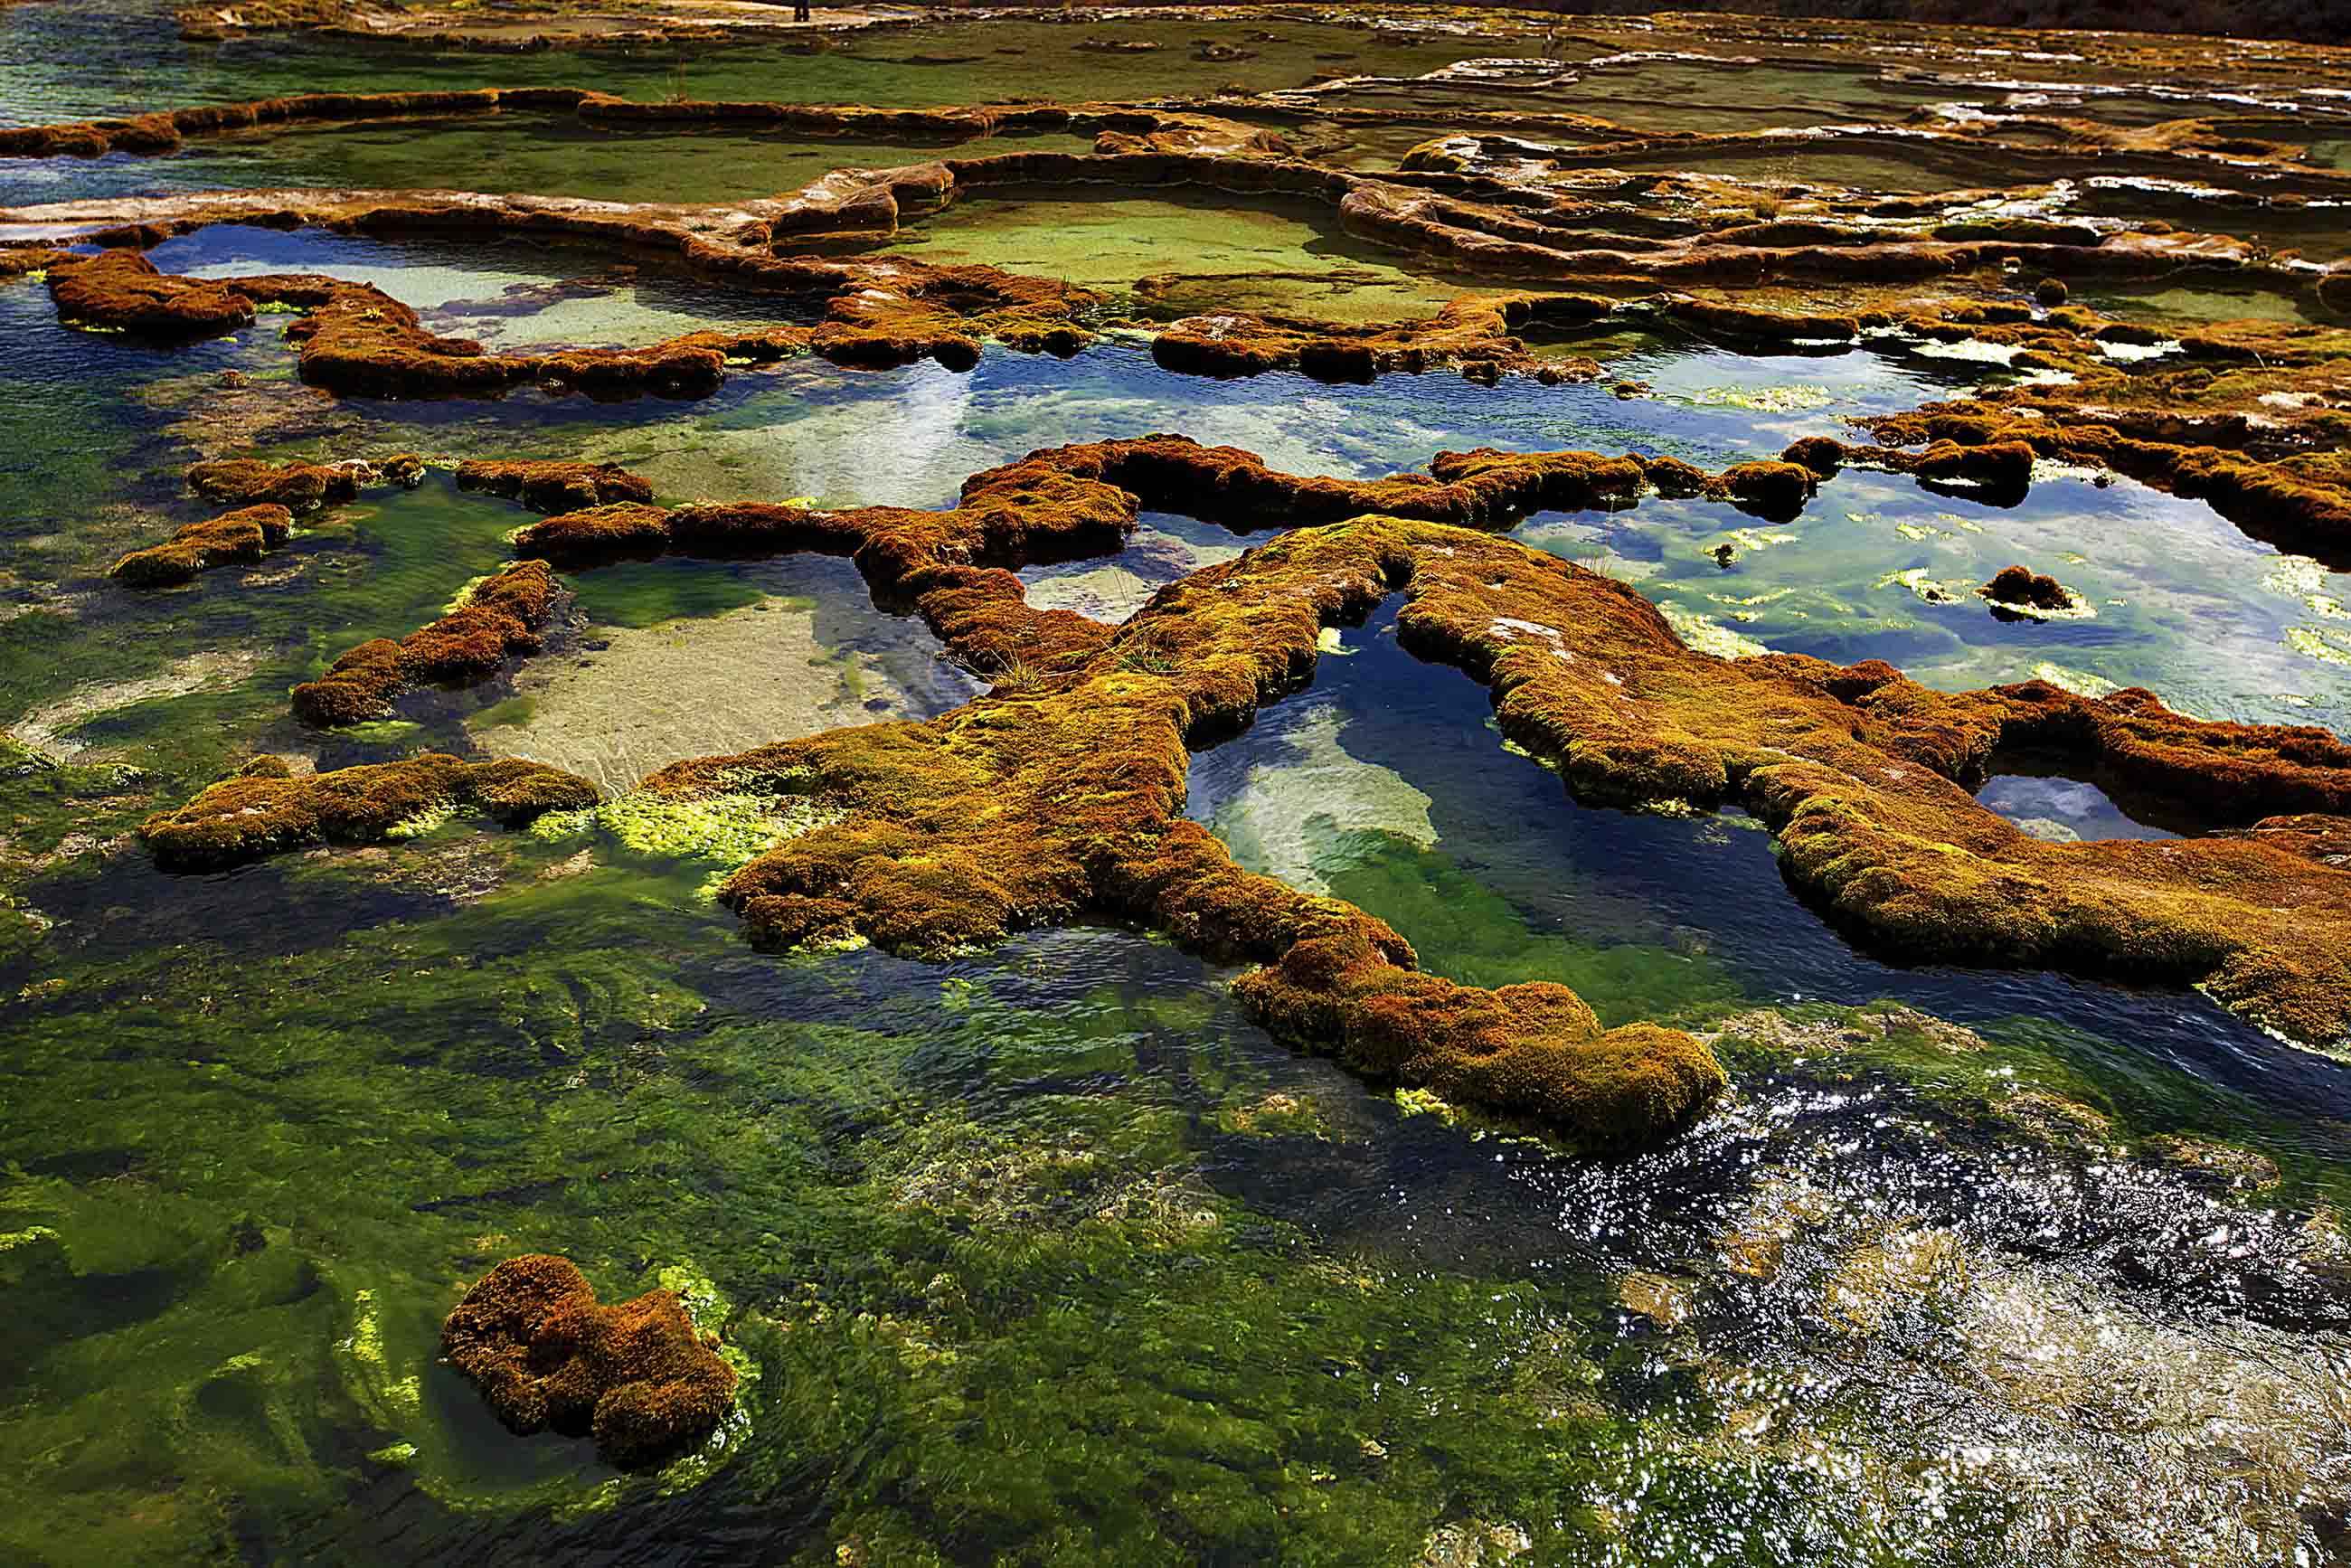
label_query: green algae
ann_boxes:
[1678,383,1840,415]
[1317,824,1746,1030]
[531,788,841,895]
[112,117,1101,207]
[1656,603,1770,660]
[883,190,1472,325]
[2287,624,2351,666]
[0,875,1666,1563]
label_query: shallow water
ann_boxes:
[1,116,1102,207]
[5,9,2351,1566]
[0,5,1497,124]
[880,186,1480,320]
[1190,600,2351,1122]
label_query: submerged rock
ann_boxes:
[1980,562,2080,616]
[440,1254,737,1469]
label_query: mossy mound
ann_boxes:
[1980,563,2079,615]
[440,1254,738,1469]
[455,458,654,513]
[138,752,598,869]
[109,504,294,588]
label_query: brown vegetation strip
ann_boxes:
[19,241,1091,395]
[291,561,564,725]
[139,751,597,869]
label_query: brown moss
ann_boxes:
[1860,392,2351,555]
[138,751,596,869]
[1716,460,1818,520]
[292,562,562,726]
[617,452,2351,1058]
[512,502,675,564]
[109,504,293,588]
[1143,293,1610,385]
[1981,563,2076,613]
[1352,525,2351,1044]
[186,456,376,510]
[1661,294,1859,344]
[440,1254,737,1469]
[47,250,253,340]
[628,501,1733,1151]
[1911,439,2037,496]
[1233,929,1728,1152]
[455,459,654,512]
[1780,437,1846,477]
[23,231,1100,397]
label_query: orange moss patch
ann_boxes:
[1236,929,1729,1148]
[1661,295,1859,344]
[1859,397,2351,556]
[506,433,1807,698]
[635,471,2351,1070]
[20,228,1098,396]
[626,497,1730,1150]
[1145,292,1611,384]
[455,458,654,512]
[139,751,597,869]
[293,561,562,726]
[440,1254,737,1470]
[109,504,294,588]
[47,250,254,340]
[186,453,418,510]
[1370,528,2351,1046]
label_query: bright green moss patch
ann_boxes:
[532,789,843,893]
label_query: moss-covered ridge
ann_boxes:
[138,751,597,869]
[220,428,2351,1062]
[109,504,295,590]
[19,242,1091,396]
[107,452,430,590]
[636,532,1729,1153]
[291,561,566,725]
[630,507,2348,1056]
